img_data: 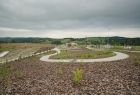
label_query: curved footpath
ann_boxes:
[40,48,129,63]
[0,51,9,58]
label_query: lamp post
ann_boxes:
[107,28,110,48]
[85,36,88,47]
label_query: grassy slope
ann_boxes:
[0,43,54,63]
[0,43,54,52]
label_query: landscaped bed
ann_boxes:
[0,44,54,64]
[0,51,140,95]
[50,49,116,59]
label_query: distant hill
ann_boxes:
[0,37,140,46]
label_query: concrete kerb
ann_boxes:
[40,48,129,63]
[0,49,52,64]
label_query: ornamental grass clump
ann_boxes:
[57,67,63,75]
[72,68,83,85]
[15,70,24,79]
[134,59,140,66]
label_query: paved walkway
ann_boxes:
[40,48,129,63]
[0,51,9,58]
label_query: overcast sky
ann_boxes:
[0,0,140,38]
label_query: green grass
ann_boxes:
[57,67,63,75]
[51,49,115,59]
[0,65,10,79]
[0,64,24,94]
[0,64,12,88]
[131,46,140,51]
[111,46,140,51]
[0,48,12,52]
[0,65,24,84]
[15,70,24,79]
[0,64,24,81]
[72,68,83,85]
[39,50,56,57]
[44,50,56,55]
[111,46,124,50]
[134,58,140,66]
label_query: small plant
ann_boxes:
[80,54,85,59]
[0,65,10,79]
[0,64,12,86]
[18,54,22,60]
[134,59,140,66]
[5,58,8,64]
[58,67,63,75]
[72,68,83,85]
[80,62,85,64]
[15,70,24,79]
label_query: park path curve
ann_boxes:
[40,48,129,63]
[0,51,9,58]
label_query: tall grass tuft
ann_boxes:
[72,68,83,85]
[58,67,63,75]
[134,59,140,66]
[15,70,24,79]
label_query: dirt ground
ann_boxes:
[0,52,140,95]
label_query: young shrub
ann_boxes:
[0,65,12,86]
[18,54,22,60]
[80,62,85,64]
[80,54,85,59]
[72,68,83,85]
[0,65,10,79]
[5,58,8,64]
[15,70,24,79]
[134,59,140,66]
[58,67,63,75]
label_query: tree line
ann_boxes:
[0,37,139,46]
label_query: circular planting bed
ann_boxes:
[40,48,129,63]
[50,49,115,59]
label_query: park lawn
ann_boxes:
[131,46,140,51]
[0,43,54,64]
[0,43,54,52]
[50,49,115,59]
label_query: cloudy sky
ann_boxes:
[0,0,140,38]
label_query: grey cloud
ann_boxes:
[0,0,140,31]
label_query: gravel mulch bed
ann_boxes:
[0,52,140,95]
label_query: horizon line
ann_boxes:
[0,36,140,39]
